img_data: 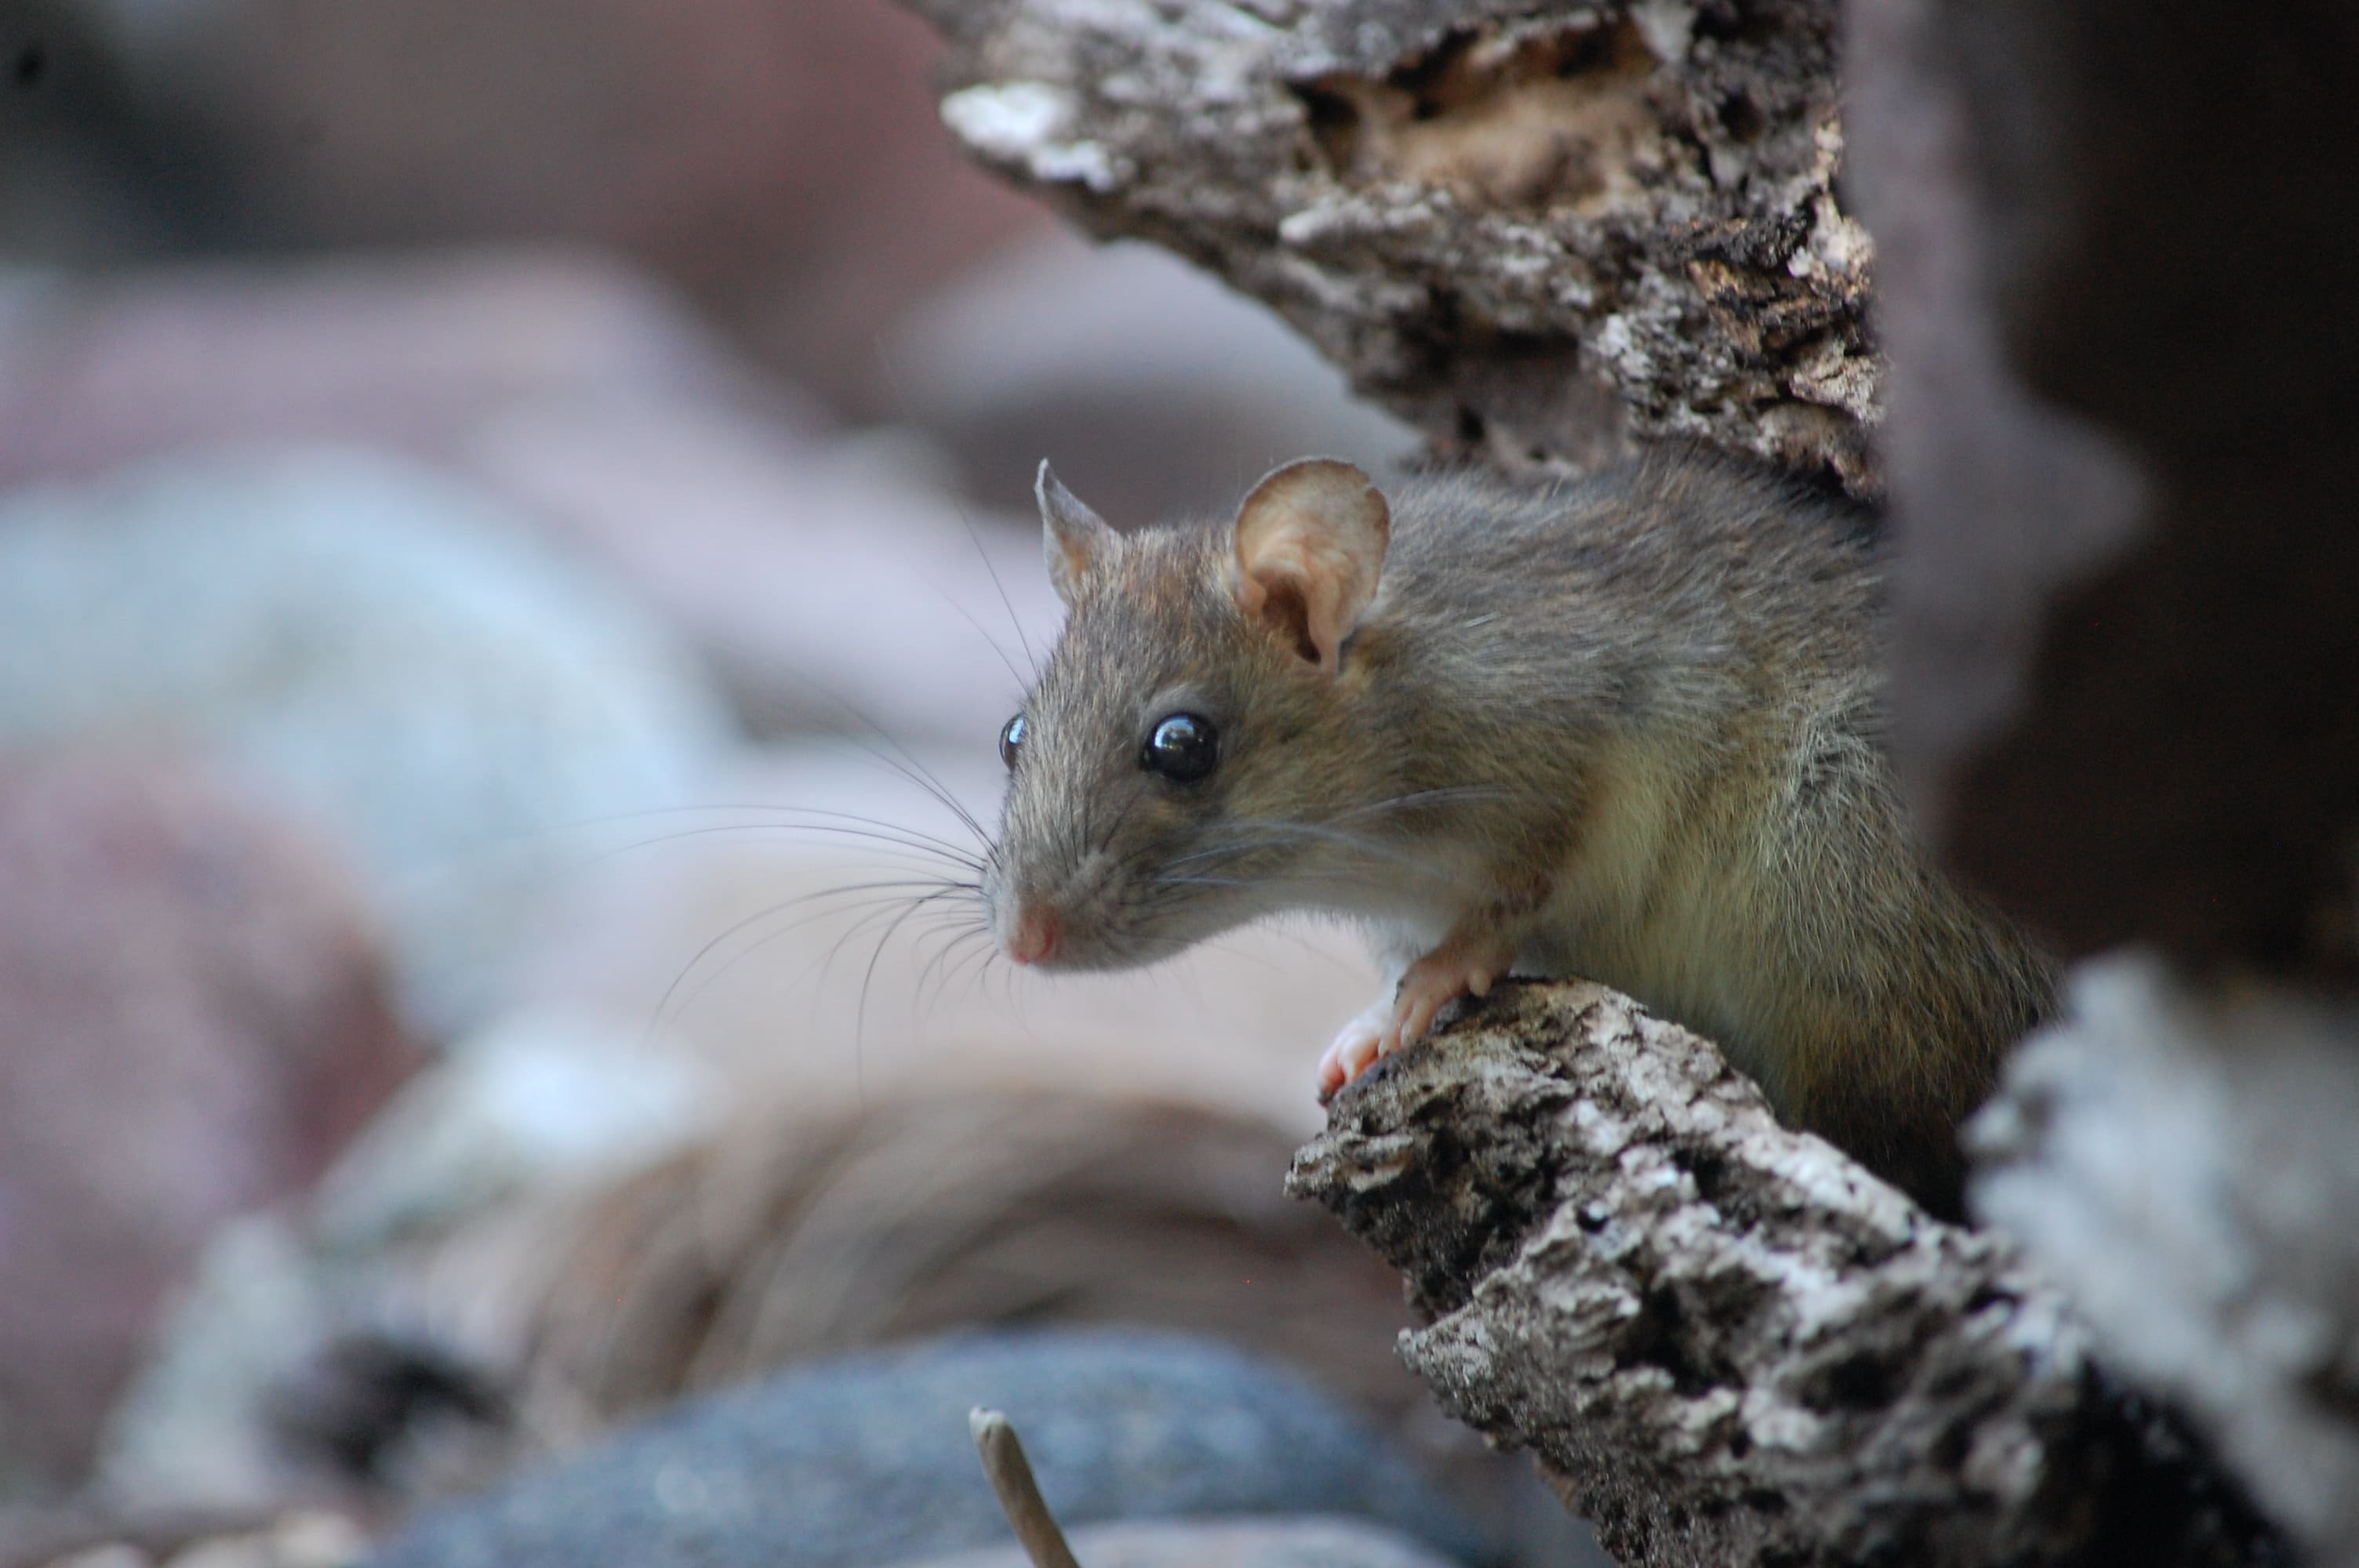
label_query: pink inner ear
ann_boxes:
[1230,459,1388,670]
[1266,574,1328,666]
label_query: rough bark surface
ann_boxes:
[904,0,1880,496]
[1974,956,2359,1566]
[1288,980,2277,1568]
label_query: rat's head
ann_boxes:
[984,456,1393,971]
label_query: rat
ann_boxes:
[980,446,2055,1217]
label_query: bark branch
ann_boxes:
[1972,956,2359,1565]
[1286,980,2277,1568]
[904,0,1879,496]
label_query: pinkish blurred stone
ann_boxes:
[0,751,417,1495]
[0,249,820,491]
[0,251,1053,747]
[84,0,1045,411]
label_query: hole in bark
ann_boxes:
[1805,1350,1896,1411]
[1623,1283,1731,1396]
[1681,1146,1729,1200]
[1297,82,1361,170]
[1927,1365,1978,1400]
[1933,1422,1973,1470]
[1290,20,1663,210]
[1717,91,1763,141]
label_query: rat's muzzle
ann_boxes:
[1005,902,1063,965]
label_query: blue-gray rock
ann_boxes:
[892,1514,1470,1567]
[0,445,735,1030]
[365,1331,1492,1568]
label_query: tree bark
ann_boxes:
[1287,980,2277,1568]
[1972,956,2359,1565]
[904,0,1880,496]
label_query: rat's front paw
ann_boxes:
[1388,947,1502,1050]
[1318,939,1513,1099]
[1316,1000,1394,1098]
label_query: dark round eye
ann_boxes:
[999,713,1027,770]
[1141,713,1219,783]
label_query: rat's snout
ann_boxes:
[1005,902,1063,966]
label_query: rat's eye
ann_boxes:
[1141,713,1219,783]
[999,713,1027,770]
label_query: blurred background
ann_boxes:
[0,3,1608,1566]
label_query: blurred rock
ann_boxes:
[57,0,1043,411]
[9,1504,369,1568]
[101,996,713,1518]
[470,401,1060,743]
[93,1218,348,1515]
[362,1332,1492,1568]
[0,751,415,1496]
[311,1011,724,1252]
[0,249,820,491]
[1972,955,2359,1563]
[0,0,198,264]
[891,1514,1467,1568]
[885,230,1419,524]
[0,240,1413,742]
[0,250,1060,745]
[162,1511,366,1568]
[0,445,736,1030]
[456,1094,1411,1422]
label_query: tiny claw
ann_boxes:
[1317,1001,1392,1098]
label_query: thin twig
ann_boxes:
[967,1407,1082,1568]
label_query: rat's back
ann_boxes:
[1355,451,2052,1214]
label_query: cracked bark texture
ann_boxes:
[1288,981,2277,1568]
[903,0,1879,496]
[1973,956,2359,1565]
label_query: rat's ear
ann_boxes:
[1230,458,1390,672]
[1037,460,1118,607]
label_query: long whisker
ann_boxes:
[586,817,984,873]
[854,884,971,1081]
[925,927,998,1018]
[953,495,1041,678]
[820,727,997,851]
[931,584,1032,698]
[647,878,971,1048]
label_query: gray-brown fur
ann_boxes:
[987,447,2055,1216]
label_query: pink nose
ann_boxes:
[1008,905,1062,965]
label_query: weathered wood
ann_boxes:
[904,0,1879,495]
[1975,956,2359,1566]
[1288,981,2279,1568]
